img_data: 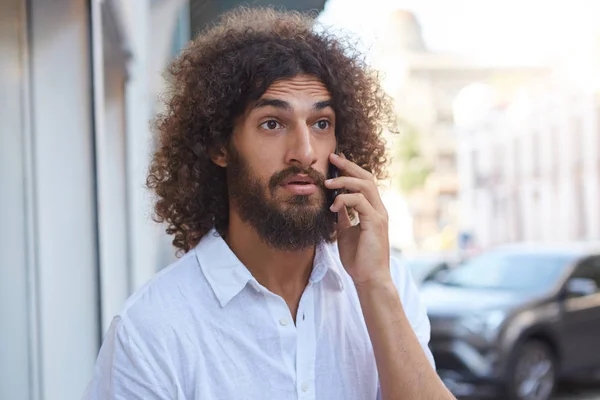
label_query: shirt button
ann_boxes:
[301,382,309,392]
[279,318,289,326]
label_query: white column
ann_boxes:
[29,0,101,398]
[0,1,37,398]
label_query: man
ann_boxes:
[84,7,454,400]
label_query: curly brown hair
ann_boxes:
[147,6,394,254]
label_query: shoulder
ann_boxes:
[390,255,435,365]
[324,243,433,362]
[87,250,219,398]
[389,255,426,317]
[321,242,419,300]
[117,249,216,336]
[323,242,423,312]
[389,255,419,302]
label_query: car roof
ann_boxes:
[487,241,600,258]
[401,252,458,262]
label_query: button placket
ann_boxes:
[296,284,316,399]
[261,290,297,380]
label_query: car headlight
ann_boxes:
[460,310,506,338]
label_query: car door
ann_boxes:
[560,256,600,372]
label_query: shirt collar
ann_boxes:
[310,240,345,291]
[194,229,345,308]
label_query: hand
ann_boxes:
[324,153,391,286]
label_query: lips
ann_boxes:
[280,174,316,186]
[279,174,318,196]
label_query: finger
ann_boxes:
[336,204,352,230]
[330,193,380,224]
[325,176,386,214]
[329,153,373,181]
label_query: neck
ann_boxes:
[225,211,315,320]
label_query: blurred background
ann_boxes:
[1,0,600,399]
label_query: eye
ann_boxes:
[260,120,282,130]
[314,119,331,130]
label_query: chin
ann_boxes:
[287,194,325,207]
[276,200,320,216]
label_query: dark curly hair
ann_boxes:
[147,6,395,254]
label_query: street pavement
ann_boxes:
[458,382,600,399]
[554,382,600,399]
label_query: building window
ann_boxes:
[575,178,586,239]
[472,150,483,187]
[572,116,582,171]
[438,153,456,171]
[531,132,540,179]
[513,138,520,181]
[550,126,559,183]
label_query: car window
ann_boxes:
[405,259,439,273]
[442,251,574,292]
[570,256,600,288]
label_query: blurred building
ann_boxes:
[1,1,189,399]
[375,10,547,251]
[455,78,600,248]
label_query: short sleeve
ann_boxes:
[389,257,436,369]
[81,316,172,400]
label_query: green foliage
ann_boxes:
[394,120,431,193]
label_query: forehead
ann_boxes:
[261,74,331,101]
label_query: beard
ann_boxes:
[226,147,336,251]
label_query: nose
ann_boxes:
[285,123,317,168]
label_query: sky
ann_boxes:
[318,0,600,66]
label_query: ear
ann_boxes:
[209,145,228,168]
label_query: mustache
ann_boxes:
[269,166,326,191]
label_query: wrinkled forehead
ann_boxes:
[260,75,331,100]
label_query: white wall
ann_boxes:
[28,0,101,399]
[0,1,35,399]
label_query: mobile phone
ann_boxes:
[328,152,340,223]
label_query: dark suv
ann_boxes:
[420,243,600,400]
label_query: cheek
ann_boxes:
[234,135,279,181]
[249,139,291,176]
[316,148,334,174]
[247,152,279,182]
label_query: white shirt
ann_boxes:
[83,230,434,400]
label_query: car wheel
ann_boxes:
[505,340,557,400]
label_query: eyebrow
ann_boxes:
[313,100,333,111]
[253,98,292,111]
[252,98,333,112]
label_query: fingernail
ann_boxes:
[325,179,333,184]
[331,153,339,158]
[329,205,335,211]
